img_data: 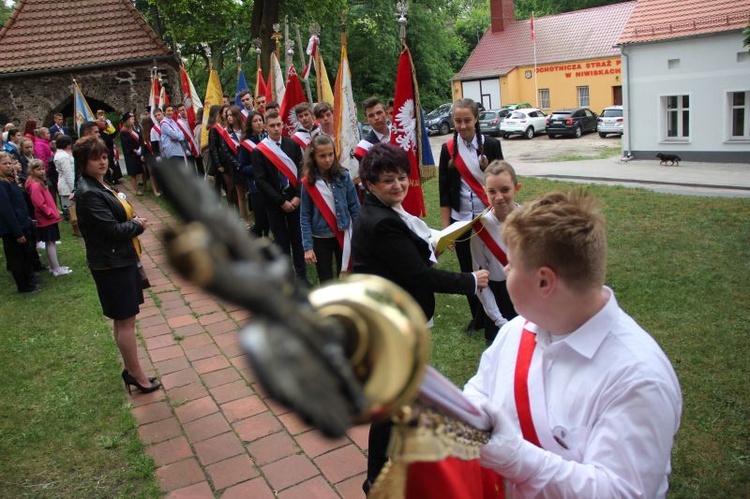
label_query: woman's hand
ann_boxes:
[282,200,295,213]
[134,216,148,230]
[304,250,317,264]
[473,269,490,290]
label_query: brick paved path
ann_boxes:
[125,188,368,498]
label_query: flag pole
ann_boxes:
[532,11,538,108]
[294,23,314,103]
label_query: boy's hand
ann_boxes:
[473,269,490,290]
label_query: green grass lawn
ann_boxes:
[424,178,750,497]
[0,176,747,497]
[0,230,160,497]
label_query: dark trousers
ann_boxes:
[249,192,270,237]
[481,280,518,343]
[312,236,341,283]
[366,421,392,490]
[266,204,308,283]
[2,234,36,292]
[453,223,482,327]
[194,156,205,177]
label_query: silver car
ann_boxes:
[479,109,511,137]
[597,105,624,138]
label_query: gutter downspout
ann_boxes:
[621,46,632,158]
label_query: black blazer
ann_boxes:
[351,193,475,320]
[251,136,303,206]
[438,134,503,213]
[74,176,144,269]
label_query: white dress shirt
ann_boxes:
[452,135,486,221]
[464,288,682,498]
[469,208,512,325]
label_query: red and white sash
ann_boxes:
[257,138,299,188]
[214,124,238,155]
[292,130,312,149]
[121,127,141,145]
[240,138,257,153]
[175,118,199,156]
[353,139,373,160]
[446,138,488,207]
[472,213,508,266]
[302,177,353,271]
[514,325,542,447]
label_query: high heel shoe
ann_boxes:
[121,369,162,394]
[121,369,157,384]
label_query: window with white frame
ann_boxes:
[663,95,690,139]
[538,88,550,109]
[577,86,589,107]
[730,91,750,139]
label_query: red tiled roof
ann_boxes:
[618,0,750,45]
[454,1,636,81]
[0,0,172,75]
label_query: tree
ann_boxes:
[0,0,16,26]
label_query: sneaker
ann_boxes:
[51,267,73,277]
[55,240,62,245]
[19,284,41,294]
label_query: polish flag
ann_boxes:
[279,65,307,137]
[390,47,425,217]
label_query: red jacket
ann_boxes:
[25,179,61,228]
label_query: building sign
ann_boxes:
[535,59,621,79]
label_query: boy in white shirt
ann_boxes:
[464,189,682,498]
[470,160,520,344]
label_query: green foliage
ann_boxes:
[0,0,15,26]
[515,0,633,18]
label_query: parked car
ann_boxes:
[502,102,533,111]
[545,108,599,138]
[425,103,453,135]
[478,109,511,136]
[500,108,547,139]
[597,105,624,137]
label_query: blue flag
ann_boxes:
[73,80,95,136]
[234,70,249,107]
[419,107,435,168]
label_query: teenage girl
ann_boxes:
[300,135,360,283]
[238,110,270,237]
[25,159,71,276]
[438,98,504,333]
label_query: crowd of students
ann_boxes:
[0,94,683,498]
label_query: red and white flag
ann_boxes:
[159,77,170,108]
[255,68,268,104]
[390,47,425,217]
[149,70,161,134]
[279,65,307,137]
[179,65,203,130]
[302,35,318,81]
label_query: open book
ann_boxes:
[430,210,487,254]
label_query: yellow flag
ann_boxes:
[316,52,334,105]
[200,69,223,149]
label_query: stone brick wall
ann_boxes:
[0,61,180,129]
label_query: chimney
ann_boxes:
[490,0,515,33]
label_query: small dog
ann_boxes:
[656,153,681,166]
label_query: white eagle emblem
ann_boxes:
[394,99,416,152]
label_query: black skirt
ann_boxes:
[91,264,144,320]
[36,223,60,243]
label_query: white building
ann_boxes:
[617,0,750,163]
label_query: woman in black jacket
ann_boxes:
[351,142,489,492]
[73,136,160,394]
